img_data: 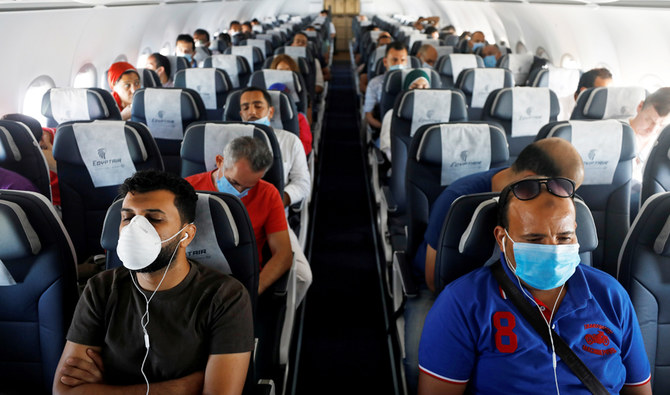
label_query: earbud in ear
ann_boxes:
[181,233,188,242]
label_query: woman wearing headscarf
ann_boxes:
[107,62,140,120]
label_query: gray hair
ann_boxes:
[222,136,273,172]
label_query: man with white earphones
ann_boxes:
[417,176,652,395]
[53,170,254,395]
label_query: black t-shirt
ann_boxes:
[67,260,254,385]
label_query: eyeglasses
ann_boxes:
[504,177,575,201]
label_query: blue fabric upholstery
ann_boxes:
[174,68,233,120]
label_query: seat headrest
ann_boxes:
[581,86,647,120]
[0,200,41,260]
[54,121,148,165]
[1,114,43,142]
[489,87,559,121]
[545,120,636,161]
[0,123,23,162]
[397,89,467,123]
[42,88,112,124]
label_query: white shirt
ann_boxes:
[315,60,325,89]
[379,109,393,160]
[275,128,311,205]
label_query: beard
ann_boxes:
[133,236,180,274]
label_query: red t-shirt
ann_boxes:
[185,170,287,262]
[298,113,313,156]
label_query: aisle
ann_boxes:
[295,59,395,394]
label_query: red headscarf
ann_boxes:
[108,62,137,110]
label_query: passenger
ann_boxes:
[424,26,439,40]
[418,176,651,394]
[359,32,393,93]
[175,34,197,67]
[107,62,140,121]
[574,67,613,100]
[320,9,336,44]
[193,28,212,63]
[145,52,173,88]
[266,58,314,155]
[185,137,293,295]
[217,32,232,53]
[413,16,440,31]
[238,87,313,305]
[630,87,670,183]
[0,166,39,193]
[379,69,431,160]
[441,25,456,35]
[292,31,330,82]
[416,44,438,68]
[405,138,584,394]
[229,20,242,36]
[364,41,408,131]
[241,21,252,36]
[53,169,253,394]
[481,44,502,67]
[468,30,486,52]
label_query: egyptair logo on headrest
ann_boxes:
[426,109,435,119]
[525,107,533,116]
[196,85,203,92]
[460,150,468,162]
[97,148,106,160]
[620,106,628,116]
[158,110,165,119]
[588,149,597,161]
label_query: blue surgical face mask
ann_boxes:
[182,53,193,63]
[472,42,485,51]
[252,116,272,127]
[421,61,432,69]
[388,64,405,71]
[484,55,497,68]
[216,172,250,198]
[503,230,580,290]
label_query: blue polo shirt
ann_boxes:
[413,167,506,277]
[418,258,651,393]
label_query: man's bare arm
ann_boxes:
[258,229,293,294]
[202,352,251,395]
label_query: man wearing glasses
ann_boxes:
[417,177,652,394]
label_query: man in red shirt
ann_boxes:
[185,136,292,294]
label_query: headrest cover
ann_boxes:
[232,46,255,72]
[504,54,534,84]
[262,70,299,102]
[185,68,217,110]
[568,120,623,185]
[448,54,478,81]
[546,67,581,98]
[0,200,41,260]
[72,121,138,187]
[471,68,506,108]
[284,46,307,61]
[0,126,22,161]
[185,194,235,273]
[247,39,268,57]
[511,87,551,137]
[403,90,453,137]
[435,46,454,59]
[50,88,91,124]
[144,88,184,140]
[212,55,240,88]
[594,87,647,120]
[654,214,670,257]
[203,123,256,171]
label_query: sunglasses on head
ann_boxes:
[504,177,576,202]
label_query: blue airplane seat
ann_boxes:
[0,119,52,201]
[535,119,636,277]
[224,89,300,138]
[379,68,443,117]
[225,45,265,72]
[135,67,162,88]
[263,54,316,102]
[203,54,252,89]
[435,53,484,89]
[456,68,514,120]
[571,86,647,121]
[53,120,163,260]
[1,113,44,142]
[249,69,309,115]
[131,87,206,175]
[240,38,273,60]
[641,124,670,206]
[174,68,233,121]
[0,189,78,393]
[165,55,189,80]
[41,87,121,128]
[409,39,445,56]
[498,53,537,86]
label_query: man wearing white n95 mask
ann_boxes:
[53,170,254,395]
[418,177,651,395]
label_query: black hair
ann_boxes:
[240,86,273,109]
[119,170,197,224]
[643,87,670,117]
[242,21,252,28]
[425,26,438,35]
[575,68,612,97]
[385,41,408,56]
[176,34,195,51]
[149,53,171,79]
[230,20,240,27]
[193,28,210,42]
[497,180,575,229]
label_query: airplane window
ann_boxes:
[22,75,55,126]
[73,63,97,88]
[114,54,128,63]
[160,42,171,56]
[560,54,580,69]
[137,47,152,68]
[535,47,551,63]
[515,41,528,54]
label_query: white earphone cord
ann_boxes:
[129,234,183,395]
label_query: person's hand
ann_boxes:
[59,348,104,387]
[120,105,132,120]
[40,130,52,151]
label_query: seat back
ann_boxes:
[641,125,670,205]
[41,87,121,127]
[406,122,509,259]
[203,54,252,89]
[1,113,44,142]
[571,86,647,120]
[0,189,78,393]
[380,68,443,116]
[528,67,582,120]
[457,68,514,120]
[131,87,206,175]
[53,120,164,259]
[240,38,273,59]
[249,69,308,114]
[224,89,299,137]
[481,87,560,161]
[434,193,598,292]
[535,119,636,276]
[166,55,189,80]
[409,39,445,56]
[174,68,233,120]
[390,88,468,213]
[226,45,265,72]
[180,121,284,195]
[435,54,484,89]
[101,191,259,311]
[263,54,315,100]
[0,120,52,200]
[618,191,670,393]
[498,53,536,85]
[136,68,162,88]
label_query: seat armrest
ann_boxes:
[393,251,418,297]
[254,380,276,395]
[382,185,398,213]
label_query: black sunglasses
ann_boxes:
[504,177,576,202]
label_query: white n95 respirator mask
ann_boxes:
[116,215,186,271]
